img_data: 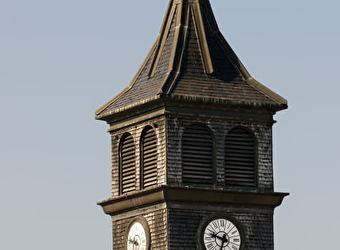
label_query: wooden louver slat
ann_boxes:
[182,124,213,185]
[225,128,256,188]
[120,133,136,194]
[142,127,157,188]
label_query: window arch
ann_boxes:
[225,127,256,188]
[140,126,158,189]
[182,124,214,185]
[119,133,136,194]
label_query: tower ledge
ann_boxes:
[98,185,289,216]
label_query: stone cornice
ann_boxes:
[98,186,289,215]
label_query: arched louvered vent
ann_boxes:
[141,126,158,189]
[225,127,256,188]
[182,124,213,185]
[119,133,136,194]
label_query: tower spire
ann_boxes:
[96,0,287,122]
[149,0,215,78]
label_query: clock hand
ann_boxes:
[222,233,228,243]
[210,232,218,238]
[210,232,226,241]
[220,233,228,250]
[210,232,228,250]
[128,238,139,246]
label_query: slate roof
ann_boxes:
[96,0,287,121]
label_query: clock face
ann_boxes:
[203,218,241,250]
[127,221,148,250]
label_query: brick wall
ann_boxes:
[167,205,274,250]
[109,112,274,195]
[107,112,276,250]
[109,116,166,197]
[166,115,274,191]
[112,207,168,250]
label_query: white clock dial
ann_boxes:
[127,221,147,250]
[203,218,241,250]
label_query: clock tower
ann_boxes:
[96,0,288,250]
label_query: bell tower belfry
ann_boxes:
[96,0,288,249]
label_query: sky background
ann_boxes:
[1,0,339,249]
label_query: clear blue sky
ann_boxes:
[1,1,339,249]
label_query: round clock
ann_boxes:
[126,218,150,250]
[199,216,242,250]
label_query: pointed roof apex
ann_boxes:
[96,0,287,121]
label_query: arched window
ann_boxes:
[141,126,158,189]
[182,124,213,185]
[119,133,136,194]
[225,127,256,188]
